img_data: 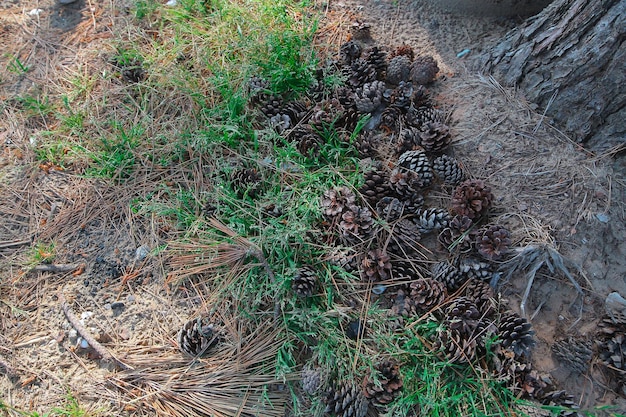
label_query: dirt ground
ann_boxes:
[1,0,625,415]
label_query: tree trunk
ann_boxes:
[479,0,625,152]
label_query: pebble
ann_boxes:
[79,338,90,349]
[135,245,150,261]
[111,302,125,310]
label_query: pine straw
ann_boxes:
[107,320,294,417]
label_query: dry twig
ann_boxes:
[58,292,131,370]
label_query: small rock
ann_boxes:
[111,302,125,310]
[135,245,150,261]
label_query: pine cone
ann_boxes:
[355,81,386,114]
[363,359,403,405]
[301,366,323,395]
[360,164,392,205]
[232,167,262,198]
[293,266,318,297]
[388,168,424,200]
[355,131,382,159]
[551,337,592,374]
[324,382,369,417]
[433,154,465,186]
[419,122,451,154]
[247,75,271,106]
[363,46,387,79]
[340,204,375,243]
[386,81,414,109]
[339,40,362,65]
[281,100,309,126]
[435,297,483,363]
[397,149,434,188]
[258,94,285,119]
[386,218,422,257]
[361,249,392,282]
[410,55,439,85]
[498,311,536,358]
[450,179,494,220]
[345,58,377,88]
[386,55,412,85]
[375,196,406,222]
[457,257,494,282]
[379,104,404,133]
[540,391,581,417]
[431,261,466,291]
[394,127,422,156]
[178,317,219,357]
[391,260,420,281]
[475,224,511,261]
[321,186,357,219]
[393,278,446,316]
[401,192,426,213]
[415,207,451,234]
[406,106,447,127]
[295,126,324,157]
[464,278,497,317]
[438,215,475,253]
[596,315,626,375]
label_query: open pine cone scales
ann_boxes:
[178,317,219,357]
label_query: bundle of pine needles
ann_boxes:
[107,322,294,417]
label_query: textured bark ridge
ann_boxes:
[480,0,625,151]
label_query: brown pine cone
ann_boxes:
[361,249,392,282]
[464,278,497,317]
[363,359,403,405]
[475,224,511,261]
[339,40,362,65]
[498,310,536,358]
[438,214,475,253]
[321,186,357,220]
[360,165,392,207]
[178,317,219,357]
[345,58,377,88]
[340,204,375,243]
[362,45,387,79]
[388,168,424,200]
[410,55,439,85]
[419,122,451,154]
[386,218,422,257]
[450,179,494,220]
[232,167,262,198]
[379,104,404,133]
[394,126,422,156]
[394,278,447,316]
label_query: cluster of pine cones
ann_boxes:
[176,22,626,417]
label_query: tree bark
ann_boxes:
[480,0,625,151]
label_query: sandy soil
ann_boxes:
[1,0,625,415]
